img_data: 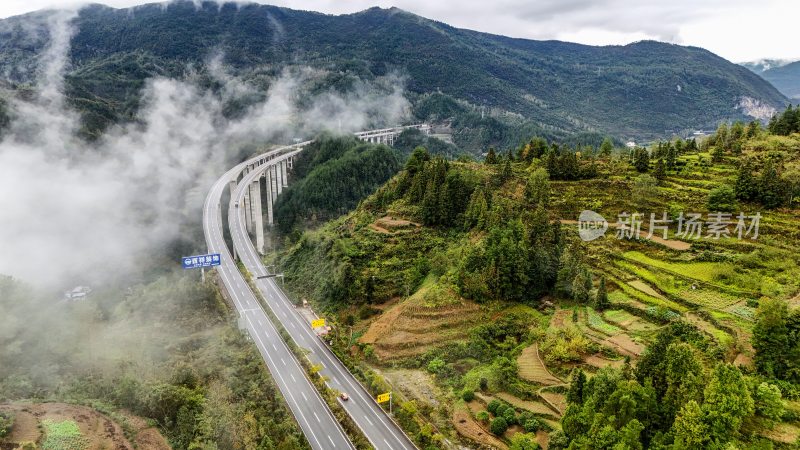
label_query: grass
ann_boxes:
[585,307,622,335]
[624,251,718,283]
[41,419,88,450]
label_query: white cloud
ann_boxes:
[0,10,409,288]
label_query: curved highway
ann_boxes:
[230,155,418,450]
[204,128,424,450]
[203,146,354,450]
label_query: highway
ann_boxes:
[202,150,355,450]
[229,154,418,450]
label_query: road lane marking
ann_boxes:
[328,435,336,448]
[314,412,320,423]
[302,391,308,401]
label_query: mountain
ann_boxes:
[761,62,800,100]
[741,59,794,74]
[0,1,790,146]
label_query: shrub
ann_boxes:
[476,411,490,423]
[462,389,475,402]
[0,412,13,438]
[524,418,541,433]
[487,399,502,415]
[427,357,446,374]
[495,403,509,417]
[490,417,509,435]
[707,184,737,212]
[502,407,517,425]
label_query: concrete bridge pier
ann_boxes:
[251,175,265,254]
[243,188,252,233]
[281,160,288,187]
[266,168,274,226]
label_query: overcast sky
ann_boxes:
[0,0,797,62]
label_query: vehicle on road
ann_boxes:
[340,392,349,401]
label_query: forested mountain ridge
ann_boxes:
[0,0,789,146]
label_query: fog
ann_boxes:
[0,9,410,290]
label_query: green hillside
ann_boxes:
[276,109,800,449]
[0,1,788,147]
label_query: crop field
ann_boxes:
[41,420,88,450]
[585,307,622,335]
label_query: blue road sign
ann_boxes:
[182,253,221,269]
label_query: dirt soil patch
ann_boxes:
[0,403,170,450]
[382,369,442,407]
[517,343,563,385]
[360,297,484,361]
[452,404,507,449]
[584,354,625,370]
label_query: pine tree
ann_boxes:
[753,298,789,379]
[567,369,587,404]
[485,147,498,164]
[464,188,489,230]
[711,144,725,163]
[599,137,613,158]
[654,158,666,181]
[594,276,609,310]
[734,158,758,201]
[759,159,788,208]
[632,147,649,173]
[666,145,677,171]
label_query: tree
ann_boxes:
[753,298,789,379]
[672,400,707,450]
[707,184,736,212]
[490,417,509,435]
[405,146,430,174]
[485,147,498,164]
[572,266,592,303]
[633,147,650,172]
[487,399,502,415]
[567,369,587,404]
[525,168,551,206]
[702,363,754,443]
[509,433,540,450]
[599,137,613,158]
[663,343,705,422]
[735,158,758,202]
[464,187,489,230]
[594,276,609,310]
[462,389,475,402]
[633,174,658,209]
[759,159,787,209]
[754,382,784,423]
[654,158,666,181]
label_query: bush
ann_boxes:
[427,357,446,374]
[495,403,509,417]
[480,377,489,391]
[462,389,475,402]
[487,399,502,415]
[490,417,509,435]
[476,411,490,423]
[0,412,13,438]
[524,418,541,433]
[707,184,737,212]
[502,407,517,425]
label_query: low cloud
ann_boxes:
[0,8,409,289]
